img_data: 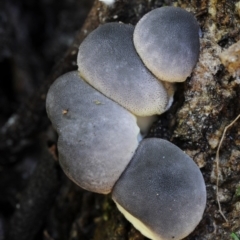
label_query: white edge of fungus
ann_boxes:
[165,95,174,111]
[113,201,160,240]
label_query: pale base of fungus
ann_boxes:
[114,199,196,240]
[136,115,158,136]
[162,82,175,110]
[114,202,159,240]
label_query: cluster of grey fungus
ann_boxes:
[46,6,207,240]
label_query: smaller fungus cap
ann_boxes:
[99,0,115,6]
[133,6,200,82]
[46,71,140,194]
[112,138,206,240]
[78,22,172,117]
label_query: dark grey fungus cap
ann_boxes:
[46,71,139,194]
[112,138,206,240]
[78,22,172,117]
[134,6,200,82]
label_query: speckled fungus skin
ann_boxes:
[112,138,206,240]
[78,22,172,117]
[134,6,200,82]
[46,71,139,194]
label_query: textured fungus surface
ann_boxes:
[78,22,171,116]
[113,138,206,240]
[134,6,200,82]
[46,71,139,194]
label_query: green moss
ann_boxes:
[231,232,239,240]
[235,186,240,197]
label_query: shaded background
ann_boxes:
[0,0,94,239]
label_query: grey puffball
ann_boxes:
[46,6,205,239]
[134,6,200,82]
[78,22,172,117]
[46,71,140,194]
[112,138,206,240]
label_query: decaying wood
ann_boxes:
[1,0,240,239]
[215,114,240,223]
[6,144,60,240]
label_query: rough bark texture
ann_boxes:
[1,0,240,240]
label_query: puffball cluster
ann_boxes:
[46,6,206,240]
